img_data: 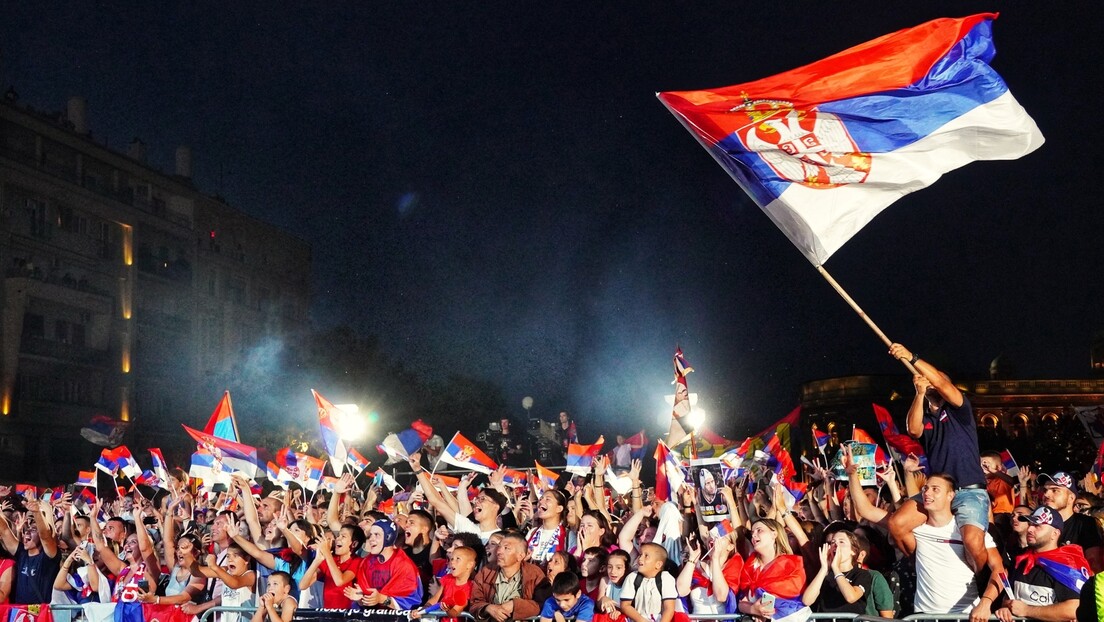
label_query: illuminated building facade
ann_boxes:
[0,96,309,481]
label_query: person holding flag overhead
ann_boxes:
[407,451,507,544]
[887,343,989,576]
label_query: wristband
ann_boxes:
[833,573,845,580]
[909,353,919,365]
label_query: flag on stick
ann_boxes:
[1001,449,1020,478]
[438,432,498,475]
[565,436,605,476]
[534,461,559,489]
[665,348,695,447]
[658,13,1043,266]
[812,425,829,455]
[203,391,240,443]
[346,448,370,476]
[95,449,119,476]
[873,404,927,467]
[182,425,259,477]
[312,389,349,476]
[149,449,171,490]
[654,440,688,503]
[377,420,434,465]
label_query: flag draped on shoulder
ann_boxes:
[203,392,240,443]
[658,13,1043,265]
[439,432,498,474]
[311,389,349,476]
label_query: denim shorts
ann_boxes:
[951,488,990,532]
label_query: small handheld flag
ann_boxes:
[312,389,349,476]
[438,432,498,475]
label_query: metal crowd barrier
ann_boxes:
[38,603,1030,622]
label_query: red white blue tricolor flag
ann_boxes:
[658,13,1043,265]
[312,389,349,476]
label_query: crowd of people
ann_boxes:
[1,343,1103,622]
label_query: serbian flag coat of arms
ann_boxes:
[659,13,1043,265]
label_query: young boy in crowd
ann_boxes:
[413,546,478,621]
[540,571,596,622]
[580,547,608,603]
[619,543,676,622]
[252,570,297,622]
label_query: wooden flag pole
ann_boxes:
[815,265,919,375]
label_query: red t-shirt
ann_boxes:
[319,555,363,608]
[438,575,473,622]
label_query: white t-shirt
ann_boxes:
[913,517,996,613]
[452,514,498,544]
[620,571,678,620]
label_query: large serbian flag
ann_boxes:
[658,14,1043,265]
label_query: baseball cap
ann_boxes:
[1018,506,1065,531]
[1038,471,1076,492]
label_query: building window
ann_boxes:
[22,314,44,339]
[980,414,999,429]
[27,199,48,238]
[55,319,71,344]
[1011,413,1029,438]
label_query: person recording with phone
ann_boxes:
[52,542,110,604]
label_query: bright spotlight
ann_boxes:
[689,408,706,429]
[335,403,367,441]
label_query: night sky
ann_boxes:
[2,3,1100,442]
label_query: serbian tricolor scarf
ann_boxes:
[1015,544,1092,593]
[659,14,1043,266]
[740,554,806,599]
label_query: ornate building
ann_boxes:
[0,95,310,482]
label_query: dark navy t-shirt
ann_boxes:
[13,543,61,604]
[920,395,986,488]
